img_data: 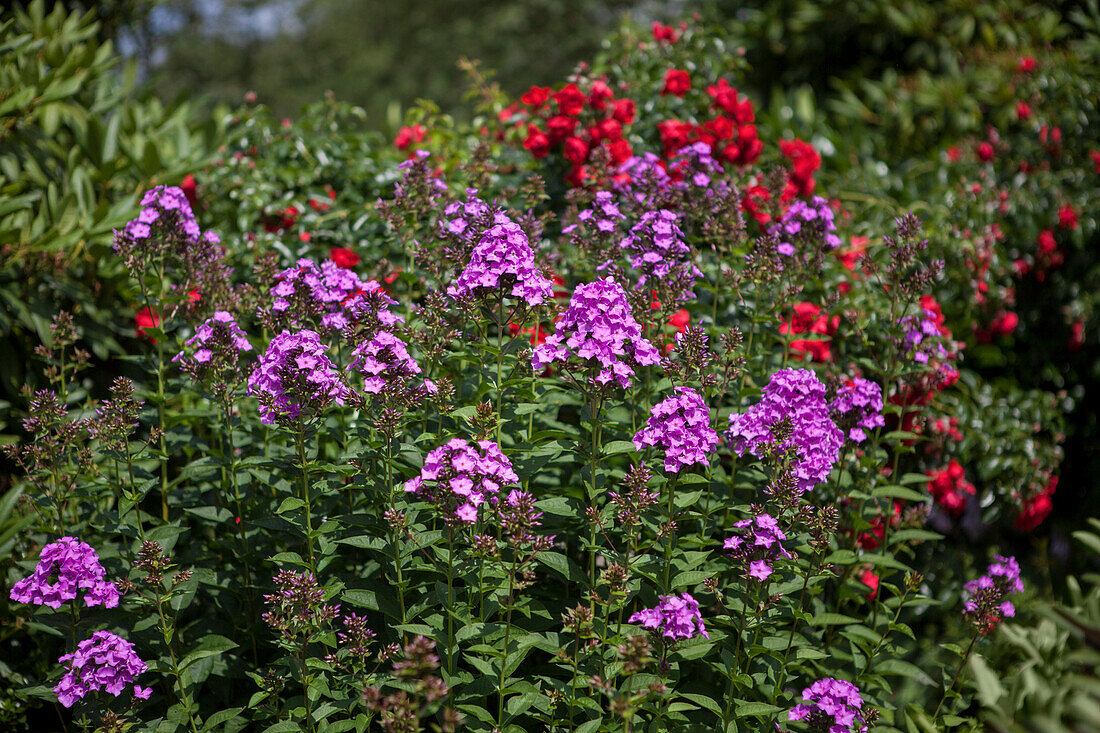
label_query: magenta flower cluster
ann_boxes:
[123,185,203,242]
[633,387,719,473]
[348,330,429,395]
[773,195,842,256]
[618,209,699,291]
[900,306,951,364]
[247,329,347,425]
[830,377,885,442]
[723,513,792,581]
[173,311,253,390]
[447,216,554,306]
[55,631,151,708]
[271,258,385,332]
[788,677,867,733]
[576,191,626,234]
[531,277,660,388]
[672,141,726,190]
[441,188,495,245]
[10,537,119,610]
[964,555,1024,623]
[405,438,519,523]
[629,593,709,641]
[728,368,844,493]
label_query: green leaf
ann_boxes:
[602,440,636,456]
[179,635,238,672]
[536,552,586,583]
[736,702,781,717]
[810,613,862,626]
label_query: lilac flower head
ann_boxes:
[634,387,719,473]
[788,677,866,733]
[10,537,119,610]
[348,330,421,393]
[575,191,626,234]
[265,258,394,334]
[771,195,842,258]
[247,329,347,425]
[55,631,151,708]
[114,186,230,314]
[173,311,253,397]
[672,142,727,191]
[405,439,519,524]
[617,152,672,208]
[531,277,660,389]
[616,209,700,298]
[964,555,1024,631]
[830,377,885,443]
[440,188,495,248]
[447,216,553,306]
[629,593,708,641]
[723,513,792,581]
[899,306,951,365]
[727,368,844,493]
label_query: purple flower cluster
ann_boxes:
[633,387,719,473]
[672,142,727,190]
[405,438,519,523]
[575,191,626,234]
[113,186,230,311]
[723,513,792,581]
[772,195,842,257]
[618,209,700,294]
[531,277,660,389]
[617,152,672,207]
[728,368,844,493]
[55,631,151,708]
[173,311,253,394]
[447,216,553,306]
[124,186,202,242]
[629,593,709,641]
[788,678,867,733]
[830,377,885,443]
[247,330,347,425]
[441,188,495,248]
[10,537,120,610]
[964,555,1024,631]
[348,330,436,399]
[269,258,389,332]
[263,570,341,640]
[900,306,951,364]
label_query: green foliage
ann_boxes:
[0,0,225,413]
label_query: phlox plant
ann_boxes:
[3,16,1077,733]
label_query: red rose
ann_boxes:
[1091,150,1100,174]
[780,138,821,198]
[1069,319,1084,351]
[329,247,360,269]
[298,231,311,243]
[564,164,588,188]
[705,79,737,113]
[1015,101,1032,120]
[668,308,690,333]
[947,146,960,162]
[991,311,1018,336]
[563,136,588,164]
[135,307,161,341]
[652,22,679,43]
[523,124,551,158]
[520,85,551,107]
[588,80,613,111]
[702,116,734,141]
[394,124,426,150]
[657,119,694,158]
[612,98,636,125]
[1017,55,1037,73]
[662,69,691,97]
[1038,229,1057,254]
[180,174,198,209]
[554,84,586,116]
[859,569,880,600]
[838,236,869,271]
[976,142,995,162]
[779,302,839,362]
[1058,204,1078,230]
[605,138,633,166]
[546,115,577,141]
[597,118,622,142]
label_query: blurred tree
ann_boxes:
[148,0,639,124]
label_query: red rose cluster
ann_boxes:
[927,459,976,516]
[502,79,636,187]
[779,138,821,200]
[1014,475,1056,532]
[779,302,839,362]
[657,77,762,167]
